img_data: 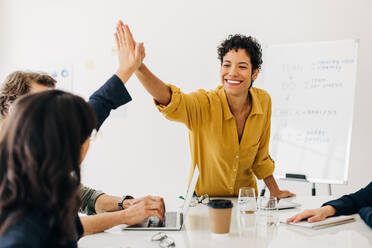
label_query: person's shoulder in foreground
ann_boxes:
[0,213,82,248]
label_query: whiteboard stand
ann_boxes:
[311,183,332,196]
[312,183,316,196]
[260,174,333,196]
[283,174,333,196]
[328,184,332,196]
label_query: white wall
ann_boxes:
[0,0,371,200]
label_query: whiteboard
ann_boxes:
[261,40,358,184]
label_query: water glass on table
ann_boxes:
[238,187,257,214]
[257,196,279,227]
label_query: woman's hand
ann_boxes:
[114,20,145,83]
[271,190,296,198]
[264,175,296,199]
[286,205,336,223]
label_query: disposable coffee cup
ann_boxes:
[207,199,233,234]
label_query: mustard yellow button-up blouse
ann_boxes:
[155,85,275,196]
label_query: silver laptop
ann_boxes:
[122,166,200,231]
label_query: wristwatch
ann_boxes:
[118,195,134,210]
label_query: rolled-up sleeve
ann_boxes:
[155,84,210,130]
[155,85,182,117]
[79,185,105,215]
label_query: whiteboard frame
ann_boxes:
[264,39,360,185]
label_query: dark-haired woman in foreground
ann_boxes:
[0,22,165,235]
[0,90,96,247]
[117,20,294,198]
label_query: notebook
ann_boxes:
[280,214,355,230]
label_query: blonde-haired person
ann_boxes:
[0,21,165,235]
[0,71,56,124]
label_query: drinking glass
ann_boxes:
[238,187,257,214]
[257,196,279,227]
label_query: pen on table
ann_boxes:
[179,196,185,200]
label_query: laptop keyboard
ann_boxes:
[147,212,177,228]
[148,216,162,227]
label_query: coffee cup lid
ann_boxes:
[207,199,233,209]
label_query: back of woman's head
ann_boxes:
[0,90,96,243]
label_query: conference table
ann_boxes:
[78,196,372,248]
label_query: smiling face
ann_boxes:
[220,49,259,98]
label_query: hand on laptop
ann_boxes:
[121,195,165,226]
[287,205,336,223]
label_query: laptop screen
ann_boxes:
[181,166,199,216]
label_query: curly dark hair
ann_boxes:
[217,34,263,72]
[0,71,56,121]
[0,90,96,244]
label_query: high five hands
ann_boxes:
[114,20,145,83]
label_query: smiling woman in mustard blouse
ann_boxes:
[115,21,295,198]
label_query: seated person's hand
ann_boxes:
[286,205,336,223]
[122,197,136,209]
[271,190,296,199]
[121,195,165,226]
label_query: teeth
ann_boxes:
[227,80,241,84]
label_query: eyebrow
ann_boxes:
[223,60,249,65]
